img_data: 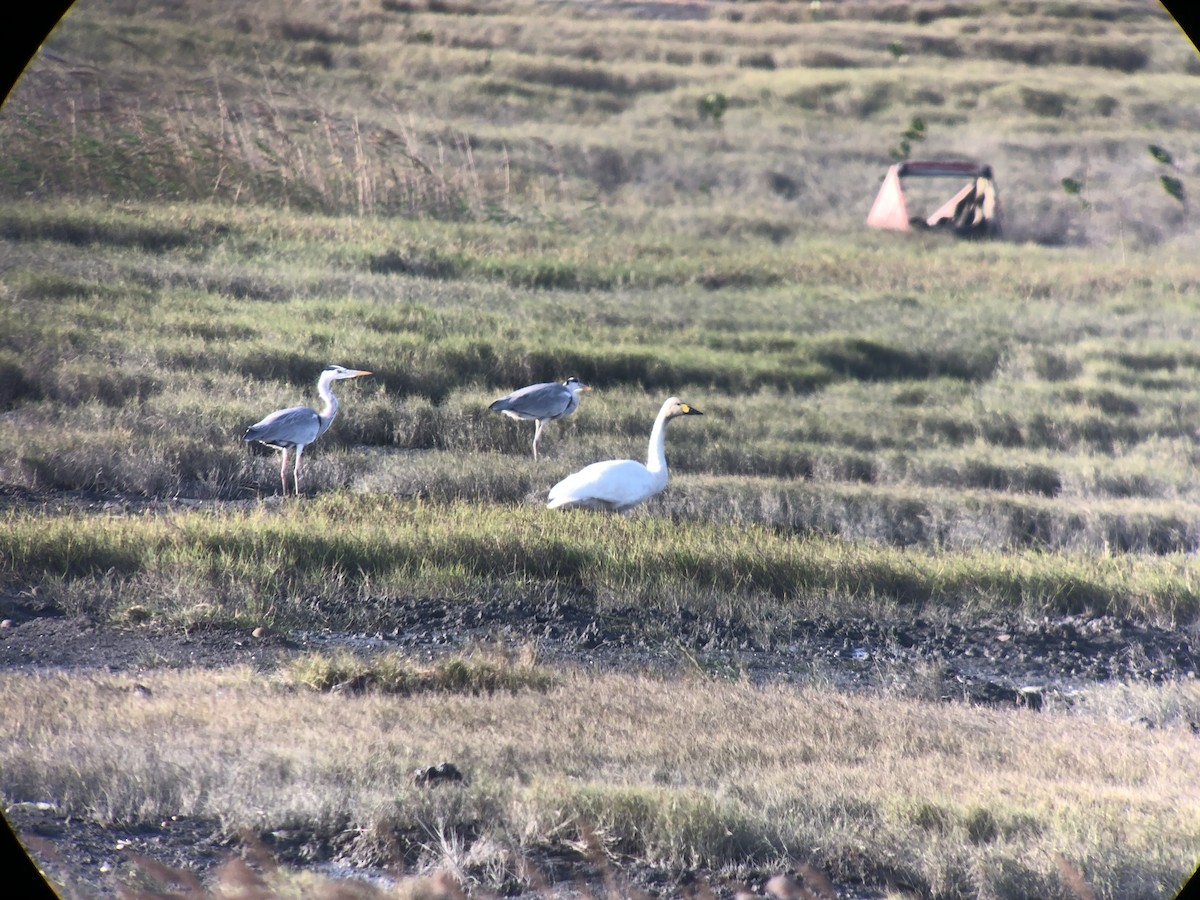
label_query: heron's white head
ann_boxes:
[323,365,373,381]
[563,376,591,395]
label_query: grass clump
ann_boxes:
[283,646,556,696]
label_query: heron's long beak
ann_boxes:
[349,370,373,378]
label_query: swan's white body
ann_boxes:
[546,396,702,512]
[243,364,372,495]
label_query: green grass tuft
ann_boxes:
[283,646,556,696]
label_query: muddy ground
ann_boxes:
[2,508,1199,897]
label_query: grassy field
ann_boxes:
[3,663,1199,898]
[4,494,1200,634]
[2,1,1200,898]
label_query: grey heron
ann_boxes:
[243,364,372,496]
[489,376,590,461]
[546,396,702,512]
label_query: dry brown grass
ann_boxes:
[282,644,556,695]
[3,665,1198,898]
[3,0,1194,244]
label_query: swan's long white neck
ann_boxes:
[645,403,673,475]
[315,371,341,437]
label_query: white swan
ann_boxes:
[546,396,702,512]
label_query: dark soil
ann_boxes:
[3,589,1194,704]
[3,493,1198,898]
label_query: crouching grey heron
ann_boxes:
[489,376,590,461]
[546,396,702,512]
[243,364,372,496]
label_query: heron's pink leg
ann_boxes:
[278,449,290,495]
[532,419,545,461]
[293,445,306,496]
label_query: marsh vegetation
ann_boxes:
[2,1,1199,898]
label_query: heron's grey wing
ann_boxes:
[490,381,550,414]
[491,382,573,420]
[244,406,321,447]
